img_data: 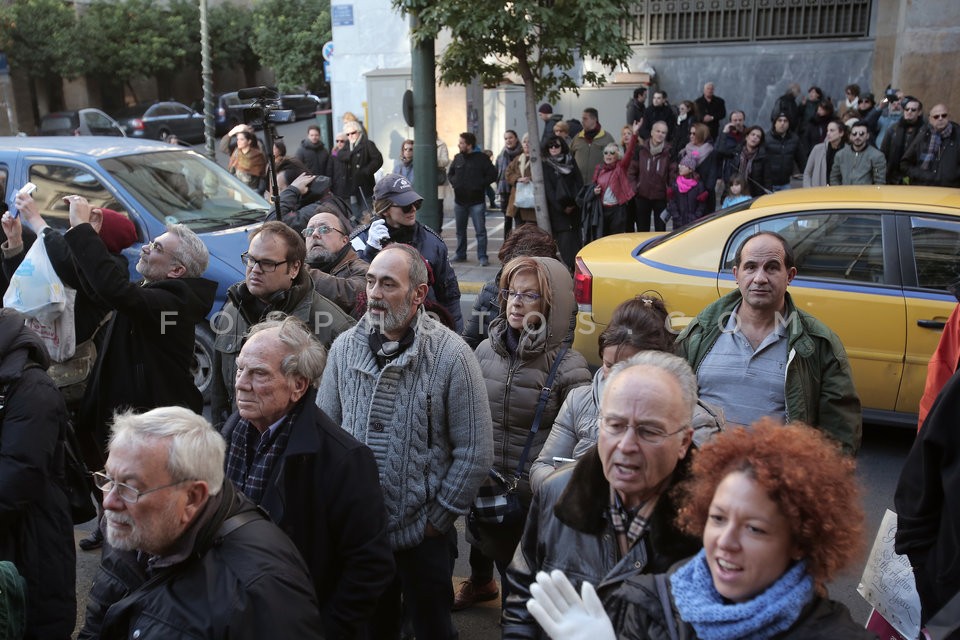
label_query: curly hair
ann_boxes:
[497,224,558,264]
[675,419,864,593]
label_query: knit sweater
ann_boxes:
[316,309,493,550]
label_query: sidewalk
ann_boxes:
[438,207,506,295]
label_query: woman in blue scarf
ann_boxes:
[527,420,876,640]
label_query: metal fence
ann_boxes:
[619,0,872,45]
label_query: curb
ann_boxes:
[459,281,484,295]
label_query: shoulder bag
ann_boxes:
[470,345,569,526]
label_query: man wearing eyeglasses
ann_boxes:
[210,221,354,425]
[62,193,217,464]
[828,120,886,185]
[502,351,701,637]
[80,406,324,639]
[900,103,960,187]
[881,97,924,184]
[304,210,369,314]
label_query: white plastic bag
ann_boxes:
[514,181,535,208]
[24,288,77,362]
[3,238,67,320]
[3,238,78,361]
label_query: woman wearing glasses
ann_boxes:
[456,256,590,611]
[541,135,583,271]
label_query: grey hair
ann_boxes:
[603,142,621,159]
[245,313,327,387]
[165,224,209,278]
[379,243,428,289]
[604,350,699,425]
[343,121,361,135]
[109,407,225,495]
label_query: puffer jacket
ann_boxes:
[501,450,701,639]
[609,563,877,640]
[471,258,591,562]
[676,289,862,454]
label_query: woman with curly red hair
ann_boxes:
[527,419,874,640]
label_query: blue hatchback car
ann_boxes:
[0,137,267,400]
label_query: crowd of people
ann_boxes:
[0,82,958,640]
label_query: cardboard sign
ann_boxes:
[858,509,922,639]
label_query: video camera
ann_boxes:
[236,86,293,127]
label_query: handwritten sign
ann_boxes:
[858,509,922,640]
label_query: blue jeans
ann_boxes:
[454,201,487,261]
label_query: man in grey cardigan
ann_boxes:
[317,242,493,640]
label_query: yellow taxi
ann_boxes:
[573,186,960,426]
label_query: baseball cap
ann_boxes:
[373,173,422,206]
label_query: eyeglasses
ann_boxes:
[904,107,920,112]
[394,201,421,214]
[598,416,689,445]
[302,224,345,238]
[146,240,166,254]
[849,131,868,137]
[499,289,541,303]
[549,142,562,148]
[603,151,618,156]
[402,147,413,152]
[931,113,949,120]
[347,131,360,137]
[241,251,288,273]
[93,471,188,504]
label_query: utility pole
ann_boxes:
[199,0,215,160]
[409,12,440,232]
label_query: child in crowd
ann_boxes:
[667,154,707,229]
[720,175,751,208]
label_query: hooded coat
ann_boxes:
[470,258,591,563]
[0,311,76,639]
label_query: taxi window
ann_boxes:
[724,213,885,284]
[910,216,960,291]
[27,164,128,230]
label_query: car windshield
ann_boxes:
[99,149,268,232]
[40,116,74,133]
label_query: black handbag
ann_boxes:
[470,345,569,526]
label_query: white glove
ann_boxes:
[526,570,616,640]
[366,218,391,250]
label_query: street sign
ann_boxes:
[322,41,334,62]
[332,5,354,27]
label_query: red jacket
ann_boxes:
[919,303,960,430]
[592,134,637,206]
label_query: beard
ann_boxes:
[307,245,336,264]
[104,499,183,556]
[366,289,415,335]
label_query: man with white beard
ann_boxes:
[317,243,493,640]
[78,406,322,639]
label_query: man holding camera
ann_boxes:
[210,221,354,425]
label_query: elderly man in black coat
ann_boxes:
[222,315,393,639]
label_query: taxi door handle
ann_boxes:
[917,319,946,329]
